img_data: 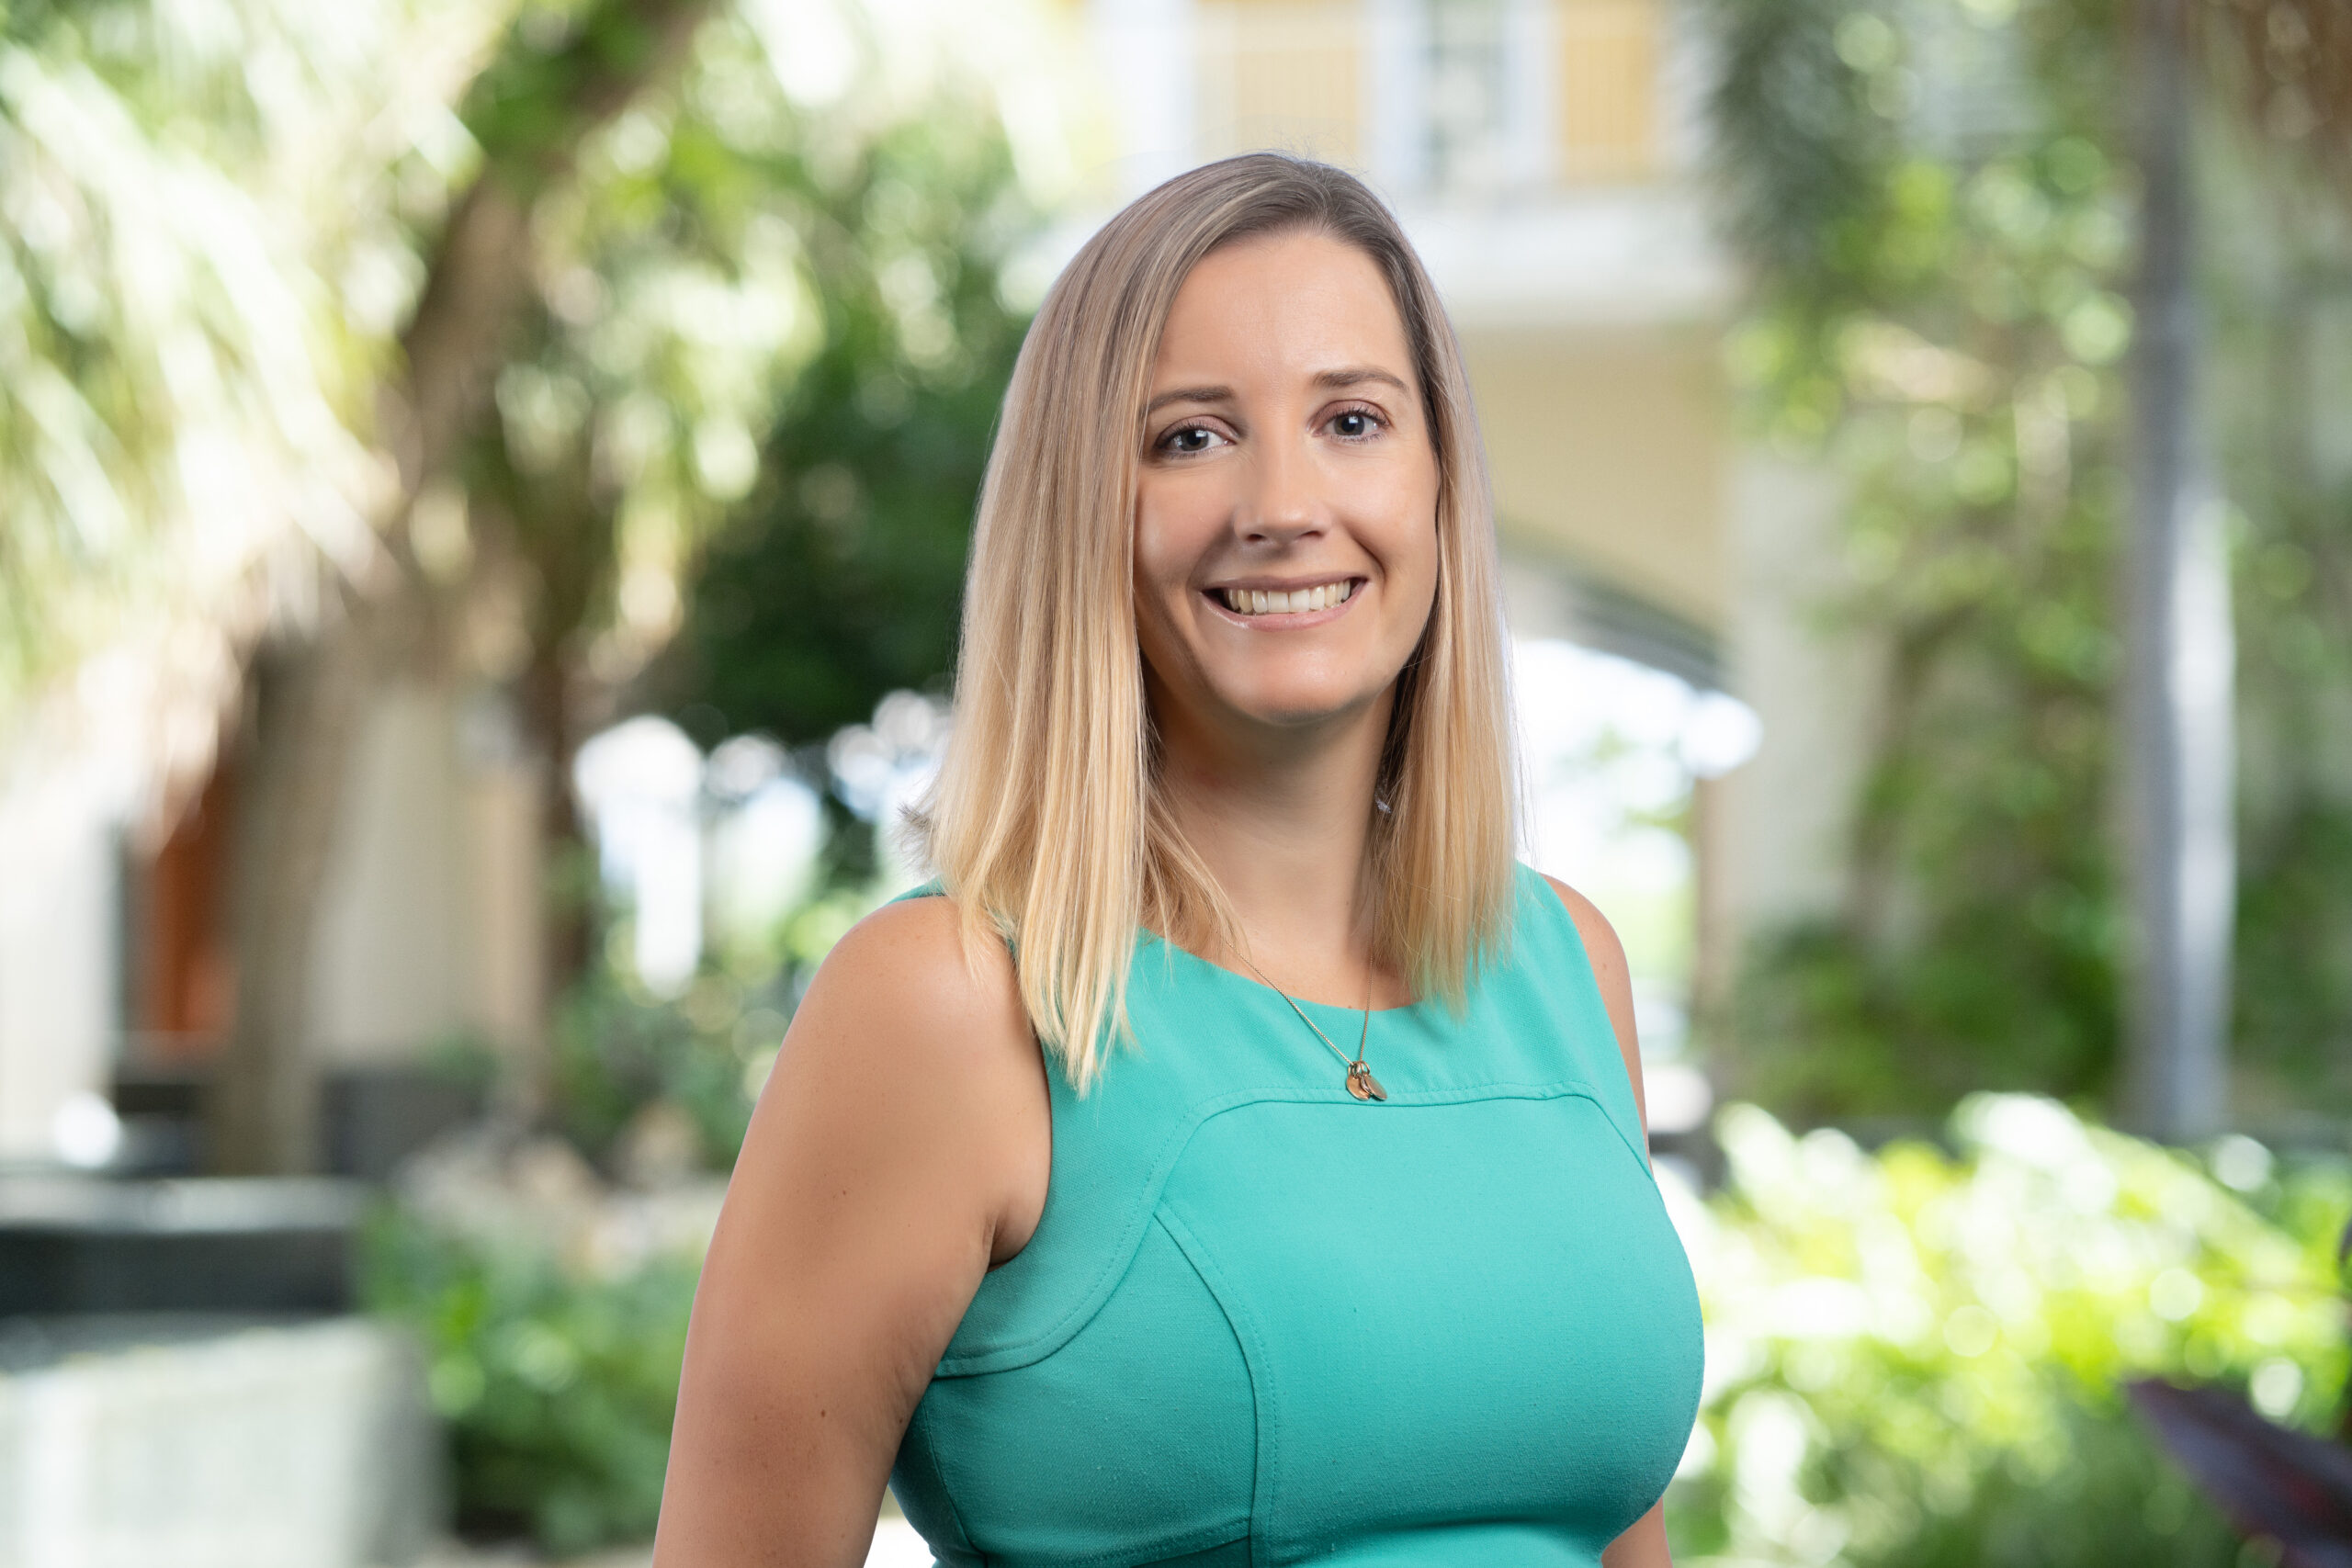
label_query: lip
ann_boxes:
[1201,574,1367,628]
[1210,573,1361,592]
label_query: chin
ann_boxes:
[1214,673,1384,730]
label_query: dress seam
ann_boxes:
[901,1399,985,1563]
[935,1081,1617,1376]
[1023,1521,1250,1568]
[1154,1206,1276,1568]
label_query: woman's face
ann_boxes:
[1133,228,1442,747]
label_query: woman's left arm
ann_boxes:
[1541,875,1649,1159]
[1600,1507,1673,1568]
[1543,875,1676,1568]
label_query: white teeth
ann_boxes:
[1219,581,1356,616]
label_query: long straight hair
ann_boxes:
[917,153,1519,1090]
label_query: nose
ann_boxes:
[1238,434,1325,546]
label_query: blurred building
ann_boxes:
[0,679,543,1170]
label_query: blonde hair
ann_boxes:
[918,153,1518,1089]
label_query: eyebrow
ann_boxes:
[1144,384,1231,415]
[1311,367,1410,395]
[1141,366,1411,417]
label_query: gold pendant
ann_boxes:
[1347,1060,1387,1101]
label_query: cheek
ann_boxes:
[1132,483,1204,593]
[1129,496,1199,675]
[1130,531,1182,657]
[1397,538,1441,651]
[1377,503,1443,663]
[1382,490,1442,604]
[1351,449,1440,577]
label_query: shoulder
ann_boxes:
[774,890,1049,1259]
[808,891,1024,1042]
[792,890,1041,1131]
[1535,873,1648,1142]
[1535,874,1631,994]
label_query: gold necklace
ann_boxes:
[1236,950,1388,1101]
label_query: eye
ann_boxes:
[1159,423,1228,456]
[1327,406,1385,441]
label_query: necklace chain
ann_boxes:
[1234,948,1384,1100]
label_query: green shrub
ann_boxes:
[1669,1095,2352,1567]
[362,1204,703,1556]
[547,967,777,1174]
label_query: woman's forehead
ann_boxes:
[1152,231,1414,391]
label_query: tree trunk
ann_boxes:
[520,637,594,1117]
[204,0,713,1173]
[211,614,375,1172]
[2122,0,2234,1141]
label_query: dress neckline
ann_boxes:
[1147,929,1426,1020]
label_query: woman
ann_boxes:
[655,154,1702,1567]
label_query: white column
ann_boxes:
[0,761,123,1164]
[2123,0,2232,1140]
[1090,0,1199,196]
[1501,0,1554,191]
[1363,0,1430,192]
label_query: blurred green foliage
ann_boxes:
[445,1,1027,897]
[1709,0,2352,1120]
[2210,199,2352,1113]
[1711,0,2132,1116]
[365,1201,702,1555]
[460,0,707,185]
[549,963,782,1171]
[0,0,488,716]
[672,108,1028,750]
[452,5,1028,702]
[1668,1096,2352,1566]
[446,0,1028,750]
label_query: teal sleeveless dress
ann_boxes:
[888,866,1703,1566]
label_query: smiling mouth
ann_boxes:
[1213,580,1361,617]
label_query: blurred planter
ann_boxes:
[0,1314,441,1568]
[0,1176,365,1315]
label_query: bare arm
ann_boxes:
[1601,1506,1674,1568]
[1542,874,1648,1146]
[1543,875,1676,1568]
[652,897,1049,1567]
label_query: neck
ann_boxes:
[1150,684,1405,1008]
